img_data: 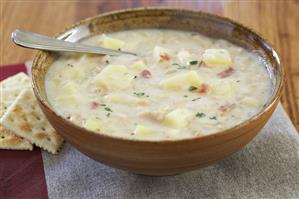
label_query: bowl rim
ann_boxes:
[32,7,285,144]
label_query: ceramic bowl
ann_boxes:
[31,8,284,176]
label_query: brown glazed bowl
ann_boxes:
[31,8,284,176]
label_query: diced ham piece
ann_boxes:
[198,83,210,95]
[159,53,170,62]
[90,101,100,109]
[218,103,235,115]
[217,67,235,78]
[141,69,151,78]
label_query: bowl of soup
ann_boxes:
[31,8,284,175]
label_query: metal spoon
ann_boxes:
[11,29,137,56]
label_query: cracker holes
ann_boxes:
[9,117,15,123]
[0,136,5,139]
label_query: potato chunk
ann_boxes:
[101,35,125,50]
[203,49,232,66]
[134,125,155,139]
[95,65,132,90]
[56,82,80,106]
[84,117,102,132]
[84,117,114,133]
[104,94,149,105]
[69,66,85,80]
[61,81,78,94]
[241,96,261,107]
[129,60,147,72]
[160,71,201,91]
[163,108,194,128]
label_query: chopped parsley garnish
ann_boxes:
[184,95,188,98]
[172,63,187,69]
[196,112,205,118]
[133,92,145,97]
[209,116,217,120]
[192,97,201,101]
[188,86,198,91]
[189,60,198,65]
[106,112,111,117]
[104,107,113,112]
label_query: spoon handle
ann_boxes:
[11,29,137,56]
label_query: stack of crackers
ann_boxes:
[0,72,64,154]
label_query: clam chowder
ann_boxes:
[45,29,273,140]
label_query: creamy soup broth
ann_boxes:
[45,29,273,140]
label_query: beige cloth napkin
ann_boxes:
[42,104,299,199]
